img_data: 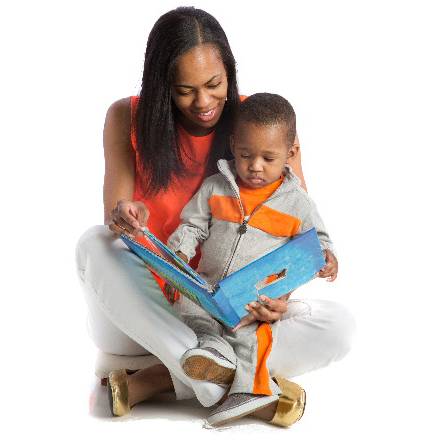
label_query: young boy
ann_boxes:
[166,93,338,426]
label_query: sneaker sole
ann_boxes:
[182,355,235,384]
[209,395,279,426]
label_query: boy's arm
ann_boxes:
[296,203,337,258]
[295,201,338,281]
[167,179,213,262]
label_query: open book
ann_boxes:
[120,228,325,328]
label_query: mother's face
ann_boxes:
[170,44,228,137]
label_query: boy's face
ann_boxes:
[230,121,296,189]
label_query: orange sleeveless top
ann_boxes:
[130,96,213,263]
[130,96,247,268]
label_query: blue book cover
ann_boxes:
[120,228,325,328]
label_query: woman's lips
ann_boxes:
[195,107,217,122]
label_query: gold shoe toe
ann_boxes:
[108,369,131,416]
[269,377,306,427]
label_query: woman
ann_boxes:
[76,6,355,426]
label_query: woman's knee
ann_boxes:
[75,225,116,270]
[321,300,356,361]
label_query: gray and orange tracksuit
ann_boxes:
[168,159,336,395]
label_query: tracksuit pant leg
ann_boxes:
[174,297,281,396]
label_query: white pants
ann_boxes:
[76,225,356,407]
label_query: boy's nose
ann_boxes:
[249,159,264,171]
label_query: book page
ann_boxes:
[140,227,208,286]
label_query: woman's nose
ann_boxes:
[194,89,211,109]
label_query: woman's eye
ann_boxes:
[264,158,275,162]
[208,82,221,89]
[178,90,193,96]
[241,155,251,159]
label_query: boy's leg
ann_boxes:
[207,321,282,426]
[222,321,281,396]
[173,297,237,383]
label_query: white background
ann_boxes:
[2,0,431,438]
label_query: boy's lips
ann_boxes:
[248,176,265,185]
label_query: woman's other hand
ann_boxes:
[231,295,288,332]
[316,249,338,282]
[109,200,149,238]
[164,283,181,305]
[163,251,188,305]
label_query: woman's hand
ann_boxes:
[231,295,288,332]
[163,251,188,305]
[109,199,150,239]
[316,249,338,282]
[164,284,180,305]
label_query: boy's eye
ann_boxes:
[264,158,275,162]
[240,154,251,159]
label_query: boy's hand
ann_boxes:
[316,249,338,282]
[231,314,257,332]
[231,296,288,332]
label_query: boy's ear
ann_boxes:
[229,135,235,155]
[286,144,299,166]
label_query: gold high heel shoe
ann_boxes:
[108,369,131,416]
[269,378,306,427]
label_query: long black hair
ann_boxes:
[134,7,240,197]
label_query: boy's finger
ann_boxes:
[259,296,287,313]
[249,302,276,322]
[232,314,255,332]
[326,271,338,282]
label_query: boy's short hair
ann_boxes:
[235,93,296,147]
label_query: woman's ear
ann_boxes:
[286,144,299,166]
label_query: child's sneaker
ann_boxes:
[180,347,236,384]
[208,393,279,426]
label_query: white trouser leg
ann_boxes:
[76,226,356,406]
[267,299,356,378]
[75,225,227,407]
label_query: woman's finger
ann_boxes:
[163,284,177,305]
[116,200,142,231]
[113,216,136,238]
[109,219,134,238]
[136,202,150,227]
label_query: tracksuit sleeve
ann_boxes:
[167,180,212,262]
[296,203,338,258]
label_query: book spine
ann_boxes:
[212,288,241,328]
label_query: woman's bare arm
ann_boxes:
[103,98,136,224]
[289,133,307,192]
[103,98,149,237]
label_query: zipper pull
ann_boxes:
[238,220,248,235]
